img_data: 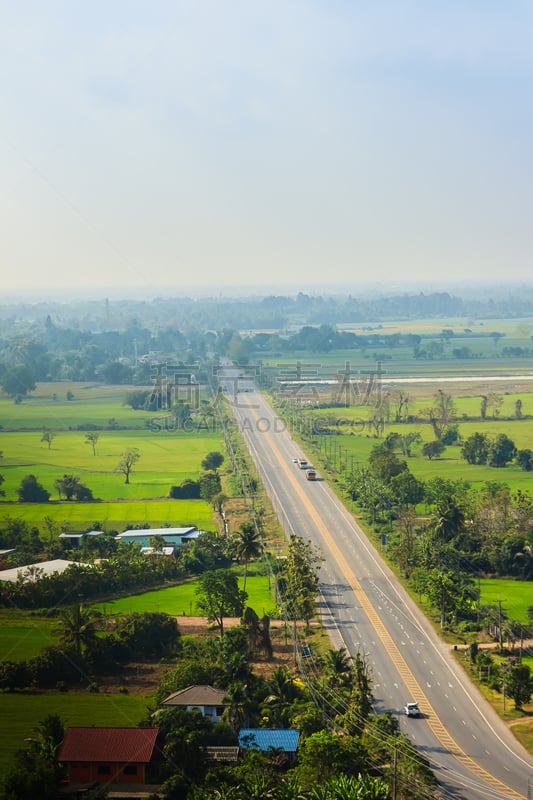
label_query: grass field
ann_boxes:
[0,612,57,662]
[0,382,150,431]
[0,428,223,502]
[479,579,533,624]
[94,572,274,618]
[0,383,223,531]
[0,498,215,532]
[0,692,150,785]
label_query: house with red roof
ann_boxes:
[58,726,159,785]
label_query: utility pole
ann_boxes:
[391,734,398,800]
[498,600,503,652]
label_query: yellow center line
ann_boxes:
[242,396,525,800]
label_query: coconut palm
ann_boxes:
[263,666,299,726]
[231,523,262,591]
[323,647,353,688]
[57,604,99,656]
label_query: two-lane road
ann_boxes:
[224,381,533,800]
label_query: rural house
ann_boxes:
[58,726,159,785]
[238,728,300,765]
[160,684,227,722]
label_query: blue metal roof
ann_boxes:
[238,729,300,753]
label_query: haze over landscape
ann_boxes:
[3,1,533,298]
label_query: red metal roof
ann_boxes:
[59,727,159,764]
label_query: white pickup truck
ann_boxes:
[404,702,420,717]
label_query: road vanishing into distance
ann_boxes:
[221,374,533,800]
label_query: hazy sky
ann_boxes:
[2,1,533,297]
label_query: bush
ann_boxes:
[169,479,200,499]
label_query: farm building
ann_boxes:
[0,559,86,583]
[115,526,202,551]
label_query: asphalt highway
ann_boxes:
[223,379,533,800]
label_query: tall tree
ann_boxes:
[196,569,247,636]
[40,430,56,450]
[506,664,532,710]
[323,647,353,688]
[488,434,516,467]
[57,604,99,657]
[487,392,503,418]
[17,474,50,502]
[284,535,322,627]
[201,451,225,472]
[424,389,456,440]
[115,447,140,484]
[461,432,490,465]
[516,449,533,472]
[231,523,262,591]
[368,444,407,482]
[54,474,93,501]
[84,431,100,455]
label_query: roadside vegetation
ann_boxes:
[275,379,533,727]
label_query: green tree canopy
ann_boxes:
[461,432,490,465]
[368,444,408,482]
[196,569,247,636]
[422,440,446,460]
[1,365,36,398]
[17,474,50,502]
[201,451,225,471]
[488,434,516,467]
[54,474,94,501]
[516,449,533,471]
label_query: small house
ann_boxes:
[58,726,159,785]
[238,728,300,764]
[59,530,103,549]
[161,685,227,722]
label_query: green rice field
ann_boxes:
[0,428,223,502]
[0,613,57,662]
[0,498,215,532]
[479,579,533,624]
[0,382,149,430]
[95,573,274,618]
[0,383,224,529]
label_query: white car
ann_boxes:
[292,457,298,463]
[404,702,420,717]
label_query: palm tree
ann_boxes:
[232,523,262,591]
[263,666,299,726]
[432,502,464,544]
[223,681,252,732]
[57,604,99,657]
[25,713,64,762]
[323,647,353,688]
